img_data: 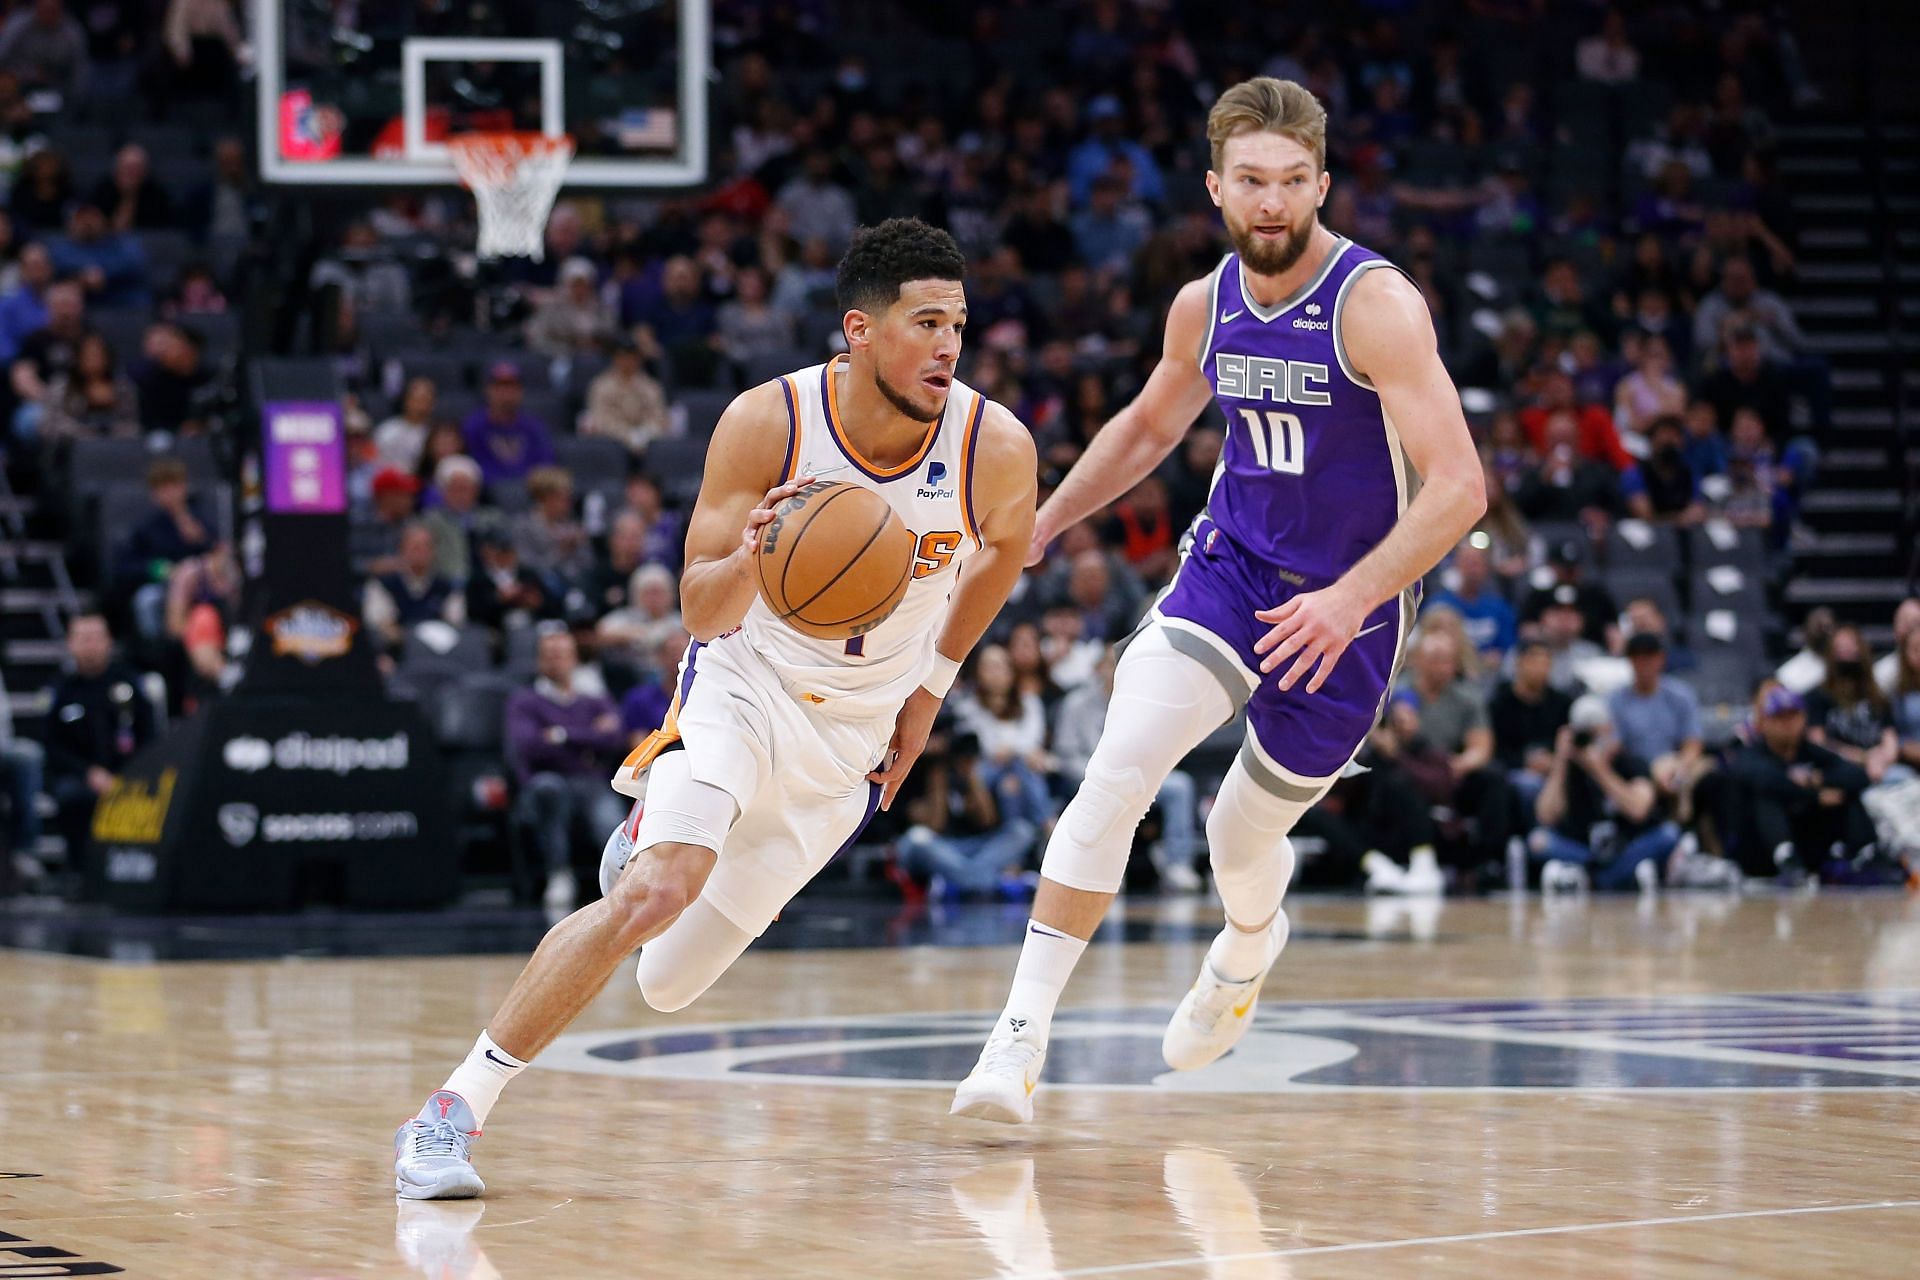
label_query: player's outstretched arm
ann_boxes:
[1254,268,1486,693]
[868,406,1038,809]
[678,382,813,642]
[1026,277,1217,563]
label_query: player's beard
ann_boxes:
[874,367,944,423]
[1226,205,1318,277]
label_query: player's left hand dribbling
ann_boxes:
[868,686,942,810]
[1253,585,1370,694]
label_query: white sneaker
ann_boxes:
[1541,860,1589,894]
[951,1021,1048,1124]
[1634,855,1660,894]
[543,869,577,913]
[1162,914,1288,1072]
[598,817,636,897]
[1402,847,1445,896]
[1669,835,1742,891]
[1361,850,1408,894]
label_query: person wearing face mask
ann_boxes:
[1621,414,1703,524]
[1803,626,1900,786]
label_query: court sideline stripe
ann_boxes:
[1009,1199,1920,1279]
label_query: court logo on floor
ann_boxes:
[542,993,1920,1092]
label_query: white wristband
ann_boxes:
[922,652,961,698]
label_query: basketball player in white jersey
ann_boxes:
[952,79,1486,1122]
[395,219,1036,1197]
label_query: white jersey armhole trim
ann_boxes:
[959,385,987,550]
[1197,252,1233,367]
[1330,258,1416,391]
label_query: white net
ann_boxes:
[449,133,575,261]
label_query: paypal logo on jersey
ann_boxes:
[918,459,955,500]
[1214,352,1332,406]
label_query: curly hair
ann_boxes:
[834,217,967,315]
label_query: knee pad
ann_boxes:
[1040,761,1154,895]
[634,947,702,1013]
[1206,760,1311,895]
[634,898,754,1013]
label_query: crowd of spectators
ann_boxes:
[5,3,1915,902]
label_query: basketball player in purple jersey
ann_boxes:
[953,78,1486,1122]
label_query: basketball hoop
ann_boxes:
[449,132,575,261]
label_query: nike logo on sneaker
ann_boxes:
[1220,309,1243,323]
[1008,1017,1027,1032]
[483,1050,522,1069]
[1231,997,1255,1018]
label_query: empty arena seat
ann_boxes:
[137,231,198,287]
[1602,521,1682,573]
[360,312,428,360]
[180,311,241,360]
[250,357,341,403]
[1688,644,1764,711]
[674,389,734,439]
[555,435,632,495]
[502,624,541,678]
[91,309,155,363]
[1602,568,1683,624]
[400,625,494,678]
[644,436,710,507]
[432,676,516,752]
[401,352,474,393]
[68,437,218,536]
[740,348,813,389]
[1686,522,1770,570]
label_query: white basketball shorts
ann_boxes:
[610,628,892,936]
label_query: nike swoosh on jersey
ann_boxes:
[1220,309,1244,323]
[1354,620,1393,639]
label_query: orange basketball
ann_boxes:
[755,480,916,641]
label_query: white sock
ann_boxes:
[1210,840,1289,982]
[441,1031,528,1129]
[994,921,1087,1045]
[1208,911,1283,983]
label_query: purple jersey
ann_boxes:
[1198,239,1414,582]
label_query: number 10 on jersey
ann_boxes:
[1238,408,1305,475]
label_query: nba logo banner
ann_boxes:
[263,402,346,515]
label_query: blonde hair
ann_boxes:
[1412,605,1483,682]
[527,466,572,502]
[1207,77,1327,174]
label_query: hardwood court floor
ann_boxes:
[2,892,1917,1278]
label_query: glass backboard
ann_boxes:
[254,0,709,187]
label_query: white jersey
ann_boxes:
[740,355,990,717]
